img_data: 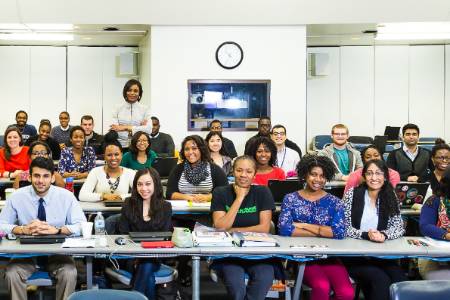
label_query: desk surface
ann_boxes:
[0,236,443,258]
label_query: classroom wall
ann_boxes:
[149,26,307,155]
[307,45,448,146]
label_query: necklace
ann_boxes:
[277,147,287,169]
[105,167,121,193]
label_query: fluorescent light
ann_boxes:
[26,24,74,31]
[376,22,450,40]
[0,33,74,41]
[0,23,27,30]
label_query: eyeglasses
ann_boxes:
[271,131,285,136]
[210,126,222,130]
[435,156,450,161]
[364,171,384,178]
[332,132,347,136]
[137,139,149,144]
[31,151,48,156]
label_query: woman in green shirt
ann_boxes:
[121,131,157,170]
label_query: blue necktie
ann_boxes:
[38,198,46,222]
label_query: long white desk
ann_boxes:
[1,235,447,300]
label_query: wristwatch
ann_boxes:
[56,227,62,234]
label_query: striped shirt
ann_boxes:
[178,164,213,194]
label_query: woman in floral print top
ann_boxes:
[58,126,96,179]
[278,155,353,300]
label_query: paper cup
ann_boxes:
[5,188,15,200]
[81,222,93,239]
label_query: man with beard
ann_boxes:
[149,116,175,157]
[8,110,37,144]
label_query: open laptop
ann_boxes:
[19,234,66,244]
[395,182,429,208]
[268,179,303,205]
[129,231,172,242]
[384,126,401,141]
[152,157,178,178]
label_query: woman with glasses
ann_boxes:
[13,141,65,188]
[25,120,61,160]
[423,138,450,194]
[121,131,157,171]
[79,140,135,202]
[342,159,406,300]
[344,145,400,194]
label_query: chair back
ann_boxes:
[390,280,450,300]
[68,289,148,300]
[313,135,332,151]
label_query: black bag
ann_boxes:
[156,281,180,300]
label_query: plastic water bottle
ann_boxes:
[65,177,74,193]
[94,212,106,235]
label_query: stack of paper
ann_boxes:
[192,231,234,247]
[61,238,96,248]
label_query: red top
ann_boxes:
[0,146,30,176]
[253,167,286,186]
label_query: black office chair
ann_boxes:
[390,280,450,300]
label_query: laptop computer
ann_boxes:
[129,231,172,242]
[268,179,303,204]
[384,126,401,141]
[19,234,66,244]
[395,182,429,208]
[152,157,178,178]
[103,199,125,207]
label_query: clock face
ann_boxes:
[215,41,243,69]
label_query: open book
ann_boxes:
[233,232,278,247]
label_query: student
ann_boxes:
[205,131,232,175]
[209,119,237,159]
[8,110,37,144]
[110,79,152,148]
[342,159,406,300]
[58,126,96,179]
[51,111,73,149]
[26,120,61,160]
[149,116,175,157]
[79,140,135,202]
[119,168,173,299]
[270,124,300,176]
[121,131,157,170]
[246,136,285,186]
[386,123,433,182]
[422,138,450,194]
[344,145,400,194]
[0,127,30,179]
[317,123,363,182]
[166,135,228,203]
[244,116,302,158]
[211,155,275,300]
[0,157,86,300]
[13,141,65,189]
[278,155,354,300]
[419,167,450,279]
[81,115,104,157]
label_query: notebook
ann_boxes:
[152,157,178,178]
[268,179,303,204]
[129,231,172,242]
[395,182,429,208]
[19,234,66,244]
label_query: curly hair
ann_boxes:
[3,127,23,160]
[179,135,211,163]
[362,159,400,217]
[129,131,151,160]
[296,154,336,182]
[127,168,166,228]
[431,138,450,157]
[247,136,277,167]
[205,131,229,156]
[360,144,381,163]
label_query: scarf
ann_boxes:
[183,160,209,186]
[437,197,450,229]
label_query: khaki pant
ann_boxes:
[4,255,77,300]
[418,258,450,280]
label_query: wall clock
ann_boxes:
[215,41,243,69]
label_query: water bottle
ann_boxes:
[65,177,74,193]
[94,212,106,235]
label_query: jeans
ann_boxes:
[133,261,160,300]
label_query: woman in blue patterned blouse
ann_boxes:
[278,155,354,300]
[58,126,96,179]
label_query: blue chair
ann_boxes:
[419,144,434,151]
[105,264,178,287]
[419,137,438,143]
[68,289,147,300]
[313,135,332,151]
[390,280,450,300]
[26,271,54,300]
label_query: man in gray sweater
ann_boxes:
[318,124,363,181]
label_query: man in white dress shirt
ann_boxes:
[270,124,300,176]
